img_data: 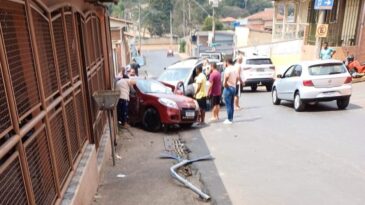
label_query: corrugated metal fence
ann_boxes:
[0,0,111,204]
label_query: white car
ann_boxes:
[242,56,275,92]
[272,60,352,111]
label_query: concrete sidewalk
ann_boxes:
[92,127,208,205]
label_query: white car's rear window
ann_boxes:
[308,63,347,76]
[246,58,272,65]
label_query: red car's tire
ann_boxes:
[142,108,161,132]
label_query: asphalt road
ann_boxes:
[143,49,365,205]
[181,83,365,205]
[140,49,181,79]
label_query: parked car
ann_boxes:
[242,56,276,92]
[158,58,211,97]
[272,60,352,111]
[128,79,199,132]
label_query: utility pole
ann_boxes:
[183,0,186,37]
[138,0,142,54]
[212,6,215,43]
[315,10,325,59]
[170,10,173,48]
[188,0,191,34]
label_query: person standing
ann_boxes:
[208,62,222,121]
[116,72,135,128]
[222,58,239,124]
[320,42,336,60]
[234,55,245,110]
[194,65,207,125]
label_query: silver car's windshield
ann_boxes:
[309,64,347,76]
[158,68,191,82]
[136,80,172,94]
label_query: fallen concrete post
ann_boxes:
[162,154,214,201]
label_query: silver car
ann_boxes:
[272,60,352,111]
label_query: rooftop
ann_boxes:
[247,8,282,21]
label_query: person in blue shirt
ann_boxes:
[320,42,336,60]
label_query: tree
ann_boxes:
[144,0,173,36]
[223,0,247,9]
[202,16,223,31]
[246,0,272,14]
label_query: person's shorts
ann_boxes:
[235,85,240,96]
[211,95,221,106]
[197,97,207,110]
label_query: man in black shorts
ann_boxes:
[208,62,222,121]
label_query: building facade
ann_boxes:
[0,0,116,204]
[273,0,365,61]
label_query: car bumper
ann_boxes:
[300,84,352,101]
[161,108,198,124]
[244,78,274,86]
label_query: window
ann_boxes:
[309,63,347,76]
[246,58,273,65]
[284,66,295,78]
[292,65,302,77]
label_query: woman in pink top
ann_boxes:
[222,58,239,124]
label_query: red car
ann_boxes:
[128,79,199,132]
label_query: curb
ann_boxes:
[353,77,365,84]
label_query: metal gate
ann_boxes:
[0,0,111,204]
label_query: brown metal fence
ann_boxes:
[0,0,111,204]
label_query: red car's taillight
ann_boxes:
[344,76,352,84]
[303,80,314,86]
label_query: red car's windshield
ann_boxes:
[136,80,173,94]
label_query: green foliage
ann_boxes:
[179,39,186,53]
[218,5,249,18]
[202,16,223,31]
[223,0,247,9]
[246,0,272,14]
[144,0,173,36]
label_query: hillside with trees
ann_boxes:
[109,0,272,37]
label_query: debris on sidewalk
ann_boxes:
[116,174,126,178]
[161,136,213,201]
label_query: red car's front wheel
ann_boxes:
[142,108,162,132]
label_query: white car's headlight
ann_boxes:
[158,98,178,109]
[194,100,200,111]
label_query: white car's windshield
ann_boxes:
[158,68,190,82]
[309,64,347,76]
[137,80,172,94]
[246,59,272,65]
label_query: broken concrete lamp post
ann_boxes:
[93,90,120,166]
[161,152,214,201]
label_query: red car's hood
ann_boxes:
[149,93,197,108]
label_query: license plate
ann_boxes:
[256,68,265,72]
[185,111,195,117]
[322,91,337,97]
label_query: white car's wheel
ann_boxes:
[337,97,350,110]
[294,93,305,112]
[272,88,281,105]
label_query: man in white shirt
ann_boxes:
[116,70,135,128]
[222,58,239,124]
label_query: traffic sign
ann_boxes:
[314,0,334,10]
[316,24,328,38]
